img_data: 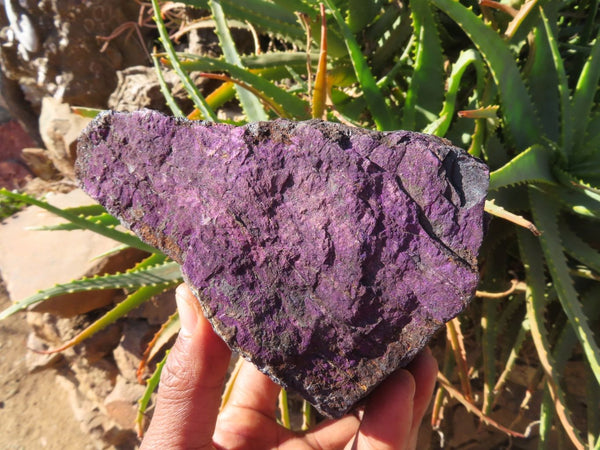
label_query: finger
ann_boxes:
[406,348,438,448]
[347,369,416,450]
[212,362,284,448]
[220,359,281,420]
[304,415,361,449]
[140,284,232,450]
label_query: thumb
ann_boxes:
[141,284,232,450]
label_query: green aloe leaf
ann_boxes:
[431,0,543,149]
[0,189,158,254]
[43,282,178,354]
[551,285,600,447]
[588,362,600,449]
[366,1,403,44]
[552,285,600,369]
[402,0,445,131]
[30,212,120,231]
[553,167,600,201]
[527,7,560,145]
[572,29,600,158]
[180,56,310,119]
[209,0,268,122]
[129,252,169,272]
[538,7,573,159]
[372,20,413,74]
[61,204,108,216]
[570,148,600,185]
[151,0,217,121]
[271,0,313,15]
[178,0,302,40]
[546,184,600,219]
[323,0,397,130]
[0,261,182,320]
[241,52,319,70]
[539,386,555,449]
[347,0,381,33]
[137,351,169,437]
[152,53,185,118]
[518,228,587,449]
[178,0,347,57]
[559,221,600,274]
[279,389,291,429]
[489,144,556,191]
[529,187,600,389]
[569,111,600,179]
[425,49,485,137]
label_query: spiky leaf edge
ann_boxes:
[0,261,182,320]
[517,227,586,449]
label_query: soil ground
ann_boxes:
[0,276,98,450]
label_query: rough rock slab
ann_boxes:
[76,109,489,417]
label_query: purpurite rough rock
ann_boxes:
[76,109,488,417]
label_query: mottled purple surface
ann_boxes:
[76,109,488,417]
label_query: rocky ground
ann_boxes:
[0,277,98,450]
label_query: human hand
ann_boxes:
[140,284,438,450]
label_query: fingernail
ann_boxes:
[176,284,198,337]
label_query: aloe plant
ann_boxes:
[428,0,600,446]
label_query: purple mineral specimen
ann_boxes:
[76,109,488,418]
